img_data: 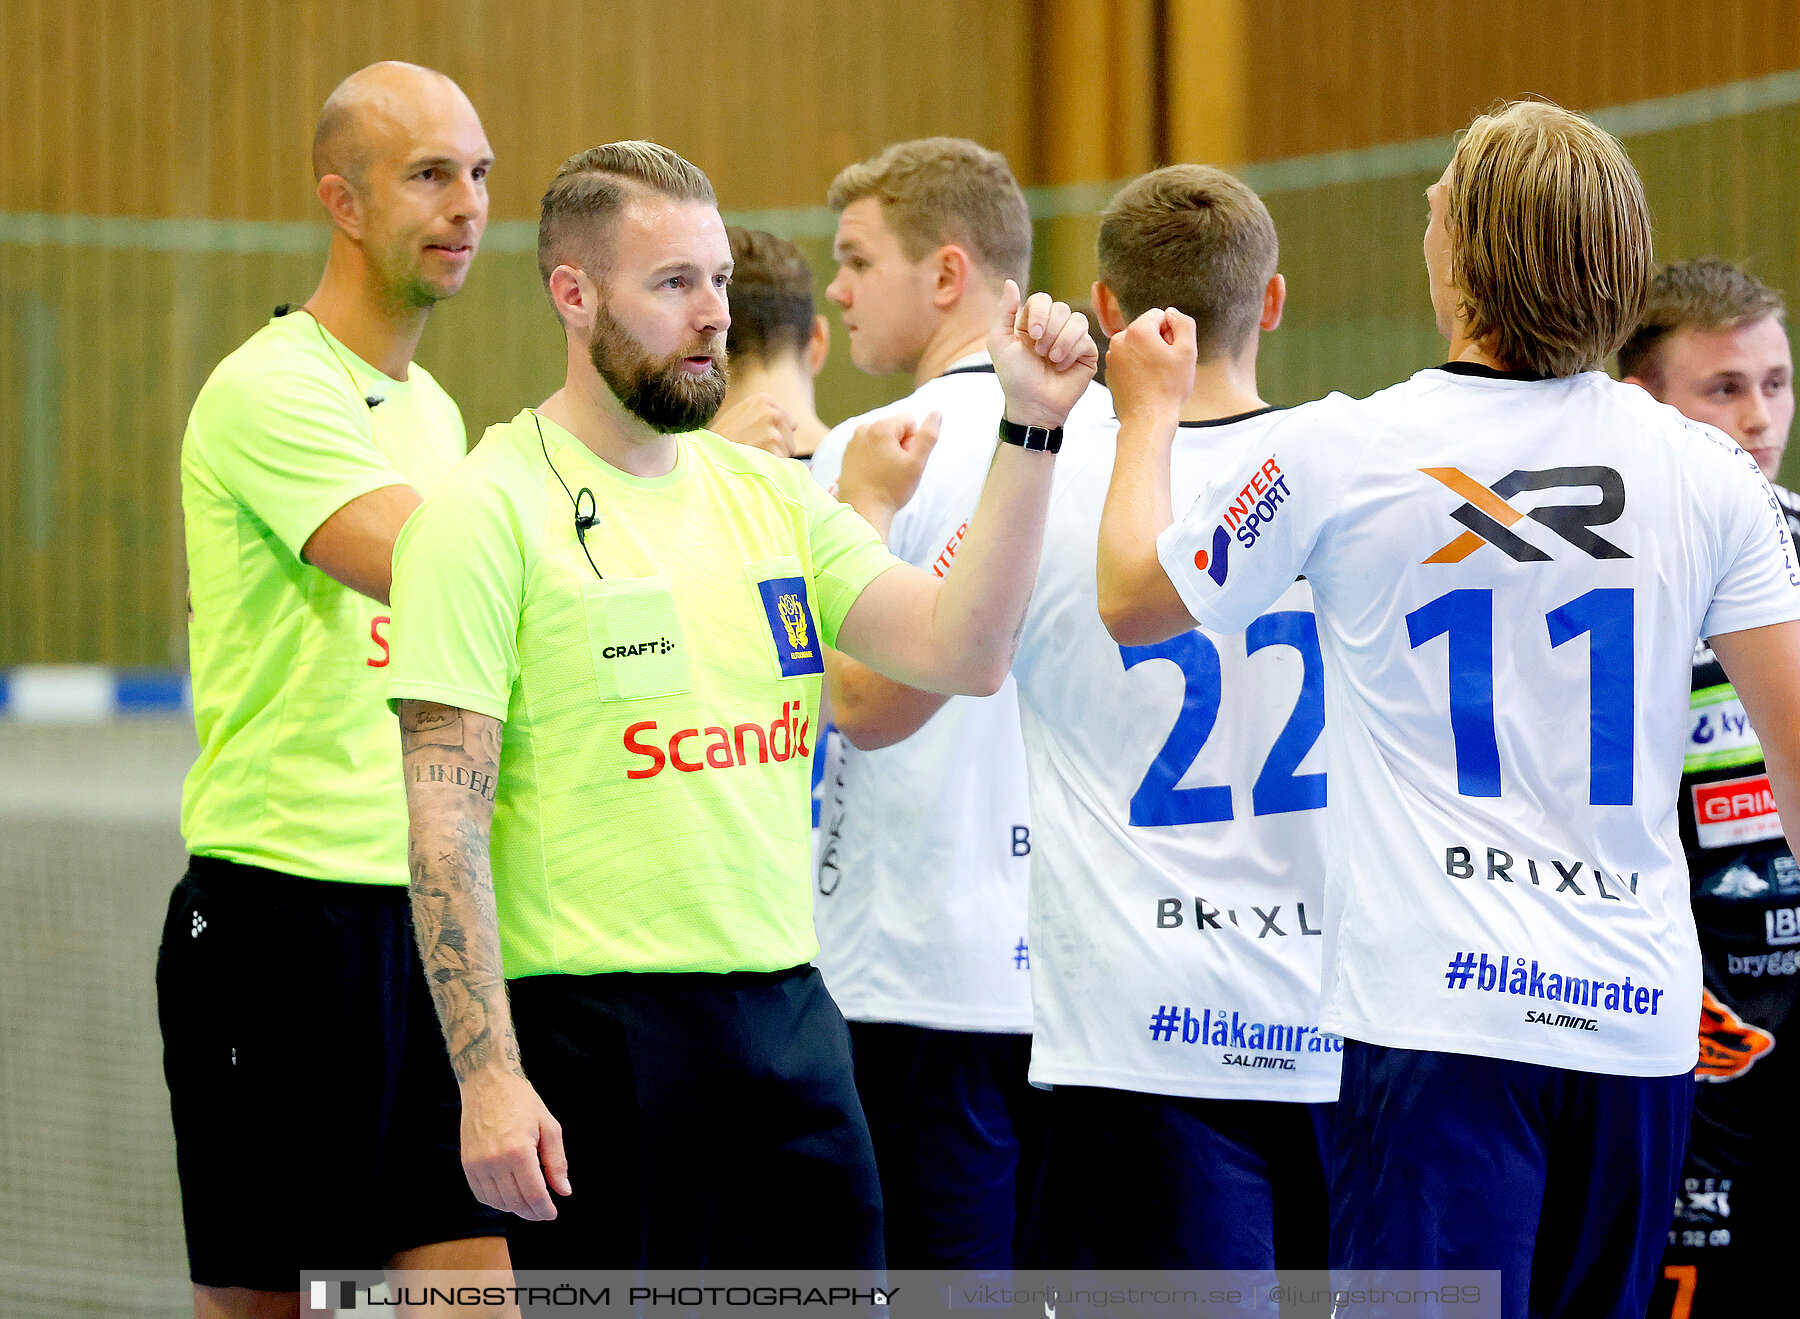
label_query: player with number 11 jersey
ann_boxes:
[1104,103,1800,1314]
[1157,356,1800,1075]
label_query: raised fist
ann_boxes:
[713,391,797,459]
[837,411,944,526]
[988,280,1099,431]
[1106,307,1198,434]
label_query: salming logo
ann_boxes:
[1421,466,1631,564]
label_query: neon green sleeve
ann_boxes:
[794,471,908,647]
[386,464,529,723]
[190,359,408,560]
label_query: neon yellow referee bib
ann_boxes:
[387,412,901,977]
[181,312,465,885]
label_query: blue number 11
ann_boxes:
[1406,587,1634,805]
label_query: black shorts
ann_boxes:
[507,964,883,1270]
[848,1021,1047,1268]
[156,857,507,1291]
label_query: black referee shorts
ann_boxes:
[156,857,507,1291]
[507,964,884,1270]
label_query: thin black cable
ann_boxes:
[302,307,381,412]
[533,413,604,579]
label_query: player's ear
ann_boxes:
[1260,274,1286,333]
[317,174,364,241]
[932,244,972,311]
[550,265,597,337]
[806,314,831,376]
[1091,281,1129,338]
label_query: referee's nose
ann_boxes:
[696,279,730,338]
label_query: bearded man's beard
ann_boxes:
[589,301,730,434]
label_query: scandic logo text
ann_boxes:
[624,701,811,780]
[1192,458,1290,586]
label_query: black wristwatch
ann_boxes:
[997,417,1063,454]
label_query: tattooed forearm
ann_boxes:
[409,820,520,1079]
[399,702,519,1083]
[400,699,468,754]
[410,762,498,801]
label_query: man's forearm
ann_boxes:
[1099,411,1194,645]
[399,701,521,1083]
[823,647,952,750]
[825,484,953,747]
[925,442,1058,692]
[1713,620,1800,841]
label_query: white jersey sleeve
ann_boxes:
[1694,423,1800,639]
[1155,403,1344,634]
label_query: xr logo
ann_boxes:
[1421,466,1631,564]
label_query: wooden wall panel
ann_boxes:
[7,0,1800,665]
[0,0,1033,221]
[0,0,1037,667]
[1241,0,1800,162]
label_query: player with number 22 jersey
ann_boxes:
[1019,406,1337,1100]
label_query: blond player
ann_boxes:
[1101,103,1800,1317]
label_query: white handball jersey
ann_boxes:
[809,354,1113,1031]
[1016,407,1340,1101]
[1158,364,1800,1076]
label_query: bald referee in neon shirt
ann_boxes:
[385,140,1096,1266]
[157,62,510,1316]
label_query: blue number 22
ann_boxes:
[1119,611,1327,827]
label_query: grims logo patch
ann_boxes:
[1695,987,1775,1082]
[1422,466,1631,564]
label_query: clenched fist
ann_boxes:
[837,411,944,531]
[713,391,797,459]
[1106,306,1198,439]
[989,280,1100,431]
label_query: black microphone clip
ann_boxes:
[365,395,384,409]
[574,488,598,532]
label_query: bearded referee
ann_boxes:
[157,62,510,1316]
[384,140,1095,1266]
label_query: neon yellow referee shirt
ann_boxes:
[182,310,465,885]
[386,411,904,978]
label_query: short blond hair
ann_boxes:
[1447,101,1651,378]
[537,141,716,285]
[827,137,1030,286]
[1618,257,1787,384]
[1097,165,1277,361]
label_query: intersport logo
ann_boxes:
[1421,466,1630,564]
[1191,458,1291,586]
